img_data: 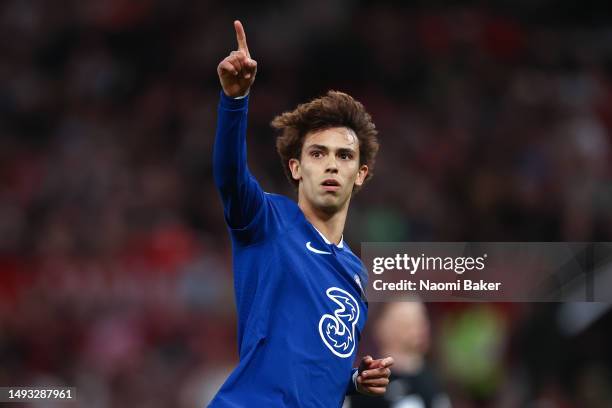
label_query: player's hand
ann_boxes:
[217,20,258,98]
[356,355,394,396]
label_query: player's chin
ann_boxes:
[316,197,342,213]
[321,188,350,201]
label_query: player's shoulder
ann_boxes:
[263,191,300,213]
[340,242,369,281]
[229,192,301,246]
[259,191,303,231]
[263,191,294,203]
[340,241,361,261]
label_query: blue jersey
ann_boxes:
[209,92,369,408]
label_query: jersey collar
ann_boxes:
[312,225,344,249]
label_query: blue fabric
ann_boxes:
[346,368,360,396]
[209,91,369,408]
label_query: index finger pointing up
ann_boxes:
[234,20,250,57]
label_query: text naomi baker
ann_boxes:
[372,279,501,291]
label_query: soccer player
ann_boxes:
[209,20,393,407]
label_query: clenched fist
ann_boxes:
[356,355,394,396]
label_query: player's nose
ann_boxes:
[325,164,338,173]
[325,156,338,173]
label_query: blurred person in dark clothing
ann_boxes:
[349,302,450,408]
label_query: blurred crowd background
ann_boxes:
[1,0,612,406]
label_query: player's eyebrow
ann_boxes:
[306,144,329,152]
[306,144,357,156]
[336,147,357,156]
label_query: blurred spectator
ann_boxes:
[348,302,451,408]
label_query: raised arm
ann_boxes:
[213,21,264,235]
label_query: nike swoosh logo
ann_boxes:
[306,241,332,255]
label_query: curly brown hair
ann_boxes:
[272,91,379,191]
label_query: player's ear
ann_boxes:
[354,164,368,187]
[289,158,301,181]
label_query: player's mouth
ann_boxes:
[321,179,341,192]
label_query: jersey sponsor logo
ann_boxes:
[318,287,360,358]
[306,241,332,255]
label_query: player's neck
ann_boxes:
[298,199,349,246]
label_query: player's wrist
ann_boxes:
[220,85,250,99]
[233,90,249,99]
[219,89,249,109]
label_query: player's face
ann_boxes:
[289,127,368,214]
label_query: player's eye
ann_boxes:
[339,152,353,160]
[311,150,323,158]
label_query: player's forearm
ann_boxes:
[212,91,251,194]
[212,91,265,230]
